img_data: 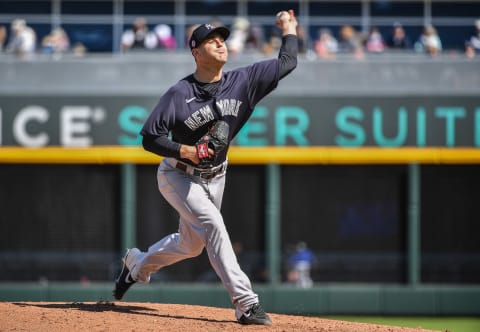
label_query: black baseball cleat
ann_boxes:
[236,303,272,325]
[113,250,137,300]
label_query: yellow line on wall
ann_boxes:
[230,147,480,164]
[0,146,159,164]
[0,146,480,164]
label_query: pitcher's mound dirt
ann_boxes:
[0,301,440,332]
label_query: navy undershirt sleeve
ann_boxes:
[278,34,298,79]
[142,134,181,159]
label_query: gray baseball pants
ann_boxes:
[129,157,258,313]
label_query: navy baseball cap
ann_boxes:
[189,24,230,50]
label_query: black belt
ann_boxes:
[175,161,226,180]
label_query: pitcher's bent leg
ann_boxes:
[130,218,205,283]
[129,208,258,313]
[128,161,207,283]
[156,161,259,312]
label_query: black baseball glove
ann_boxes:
[196,120,229,168]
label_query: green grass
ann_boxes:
[325,316,480,332]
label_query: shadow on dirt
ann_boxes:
[13,301,152,313]
[12,301,234,324]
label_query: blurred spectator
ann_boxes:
[386,22,412,50]
[244,22,265,53]
[121,17,156,51]
[72,42,87,57]
[286,242,316,288]
[365,26,386,53]
[153,24,176,50]
[41,27,70,57]
[465,41,476,59]
[227,17,250,55]
[6,18,37,59]
[262,28,282,55]
[296,25,308,54]
[415,24,442,57]
[338,25,364,59]
[314,28,338,59]
[0,25,7,52]
[468,18,480,53]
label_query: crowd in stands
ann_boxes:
[0,18,86,59]
[2,19,37,59]
[1,16,479,60]
[120,16,176,52]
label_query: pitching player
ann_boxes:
[114,10,298,325]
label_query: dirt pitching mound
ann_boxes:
[0,301,439,332]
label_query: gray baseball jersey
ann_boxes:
[128,34,298,315]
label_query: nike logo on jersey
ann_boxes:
[185,97,196,103]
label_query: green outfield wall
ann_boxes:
[1,283,479,316]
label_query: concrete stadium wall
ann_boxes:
[1,53,479,96]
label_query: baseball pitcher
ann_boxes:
[114,10,298,326]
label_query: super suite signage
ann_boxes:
[0,96,479,148]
